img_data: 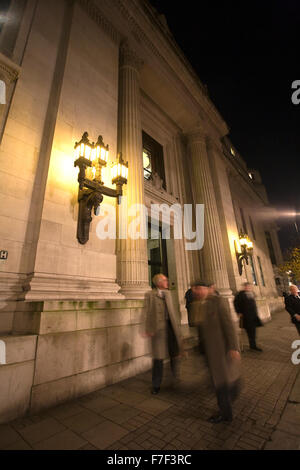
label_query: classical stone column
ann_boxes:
[187,128,231,296]
[116,42,149,298]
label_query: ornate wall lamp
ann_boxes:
[234,231,254,275]
[74,132,128,244]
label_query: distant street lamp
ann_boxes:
[74,132,128,244]
[235,231,254,275]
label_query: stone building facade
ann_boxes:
[0,0,284,422]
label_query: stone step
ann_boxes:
[0,334,37,424]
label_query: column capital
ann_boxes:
[186,127,207,145]
[119,40,144,71]
[206,135,223,153]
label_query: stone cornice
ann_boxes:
[126,0,229,136]
[77,0,121,45]
[0,52,21,83]
[80,0,228,137]
[226,162,268,208]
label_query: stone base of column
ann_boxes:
[119,284,151,300]
[23,273,125,301]
[218,290,238,322]
[218,290,242,351]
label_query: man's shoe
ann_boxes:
[250,346,263,352]
[208,414,232,424]
[151,387,160,395]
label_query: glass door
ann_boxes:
[147,221,168,286]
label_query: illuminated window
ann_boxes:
[0,0,27,58]
[240,207,247,234]
[142,131,166,189]
[249,215,256,240]
[143,149,152,180]
[249,256,258,286]
[257,256,265,286]
[265,231,276,265]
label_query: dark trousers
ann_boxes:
[152,321,179,389]
[245,324,257,348]
[294,321,300,336]
[216,379,241,420]
[197,325,205,355]
[152,356,178,389]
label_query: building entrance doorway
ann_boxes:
[147,221,168,286]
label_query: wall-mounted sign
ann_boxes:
[0,250,8,260]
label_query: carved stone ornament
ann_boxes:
[151,171,163,190]
[0,53,20,85]
[77,188,103,244]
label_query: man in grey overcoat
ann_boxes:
[144,273,183,395]
[190,284,241,423]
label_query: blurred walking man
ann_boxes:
[190,284,241,423]
[234,282,263,351]
[144,274,183,395]
[284,285,300,336]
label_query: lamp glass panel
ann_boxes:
[85,145,91,160]
[100,147,106,161]
[112,164,117,180]
[246,240,253,249]
[74,146,80,159]
[80,143,85,157]
[239,237,247,247]
[91,148,96,161]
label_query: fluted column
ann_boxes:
[187,128,231,296]
[116,42,149,298]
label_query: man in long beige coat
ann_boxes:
[190,285,241,423]
[144,274,183,394]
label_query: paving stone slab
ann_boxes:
[99,387,148,405]
[99,404,141,424]
[81,396,120,414]
[33,429,87,450]
[264,430,300,450]
[280,403,300,425]
[3,438,32,450]
[47,402,85,421]
[133,397,173,415]
[276,420,300,437]
[289,373,300,403]
[82,420,129,449]
[18,417,66,445]
[61,409,106,434]
[0,425,26,449]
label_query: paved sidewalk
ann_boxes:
[0,309,299,450]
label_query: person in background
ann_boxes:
[185,281,208,353]
[284,284,300,336]
[190,283,241,423]
[144,274,183,395]
[234,282,263,352]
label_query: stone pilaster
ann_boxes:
[116,41,149,299]
[187,128,231,296]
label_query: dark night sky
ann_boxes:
[148,0,300,252]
